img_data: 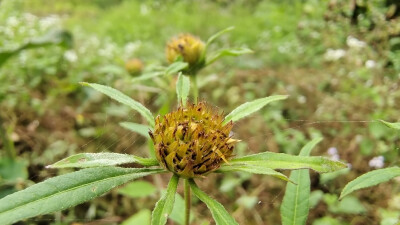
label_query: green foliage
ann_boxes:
[0,29,72,67]
[281,137,323,225]
[218,163,289,182]
[48,153,159,168]
[118,181,156,198]
[120,122,152,138]
[122,209,151,225]
[151,175,179,225]
[189,179,239,225]
[340,167,400,199]
[230,152,347,173]
[176,73,190,106]
[223,95,288,124]
[80,82,155,127]
[0,167,163,224]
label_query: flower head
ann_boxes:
[166,34,205,68]
[149,102,239,178]
[125,58,144,76]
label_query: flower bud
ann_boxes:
[149,102,238,178]
[166,34,205,68]
[125,58,144,76]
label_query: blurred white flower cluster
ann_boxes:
[324,49,346,61]
[327,147,340,161]
[368,156,385,169]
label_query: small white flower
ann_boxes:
[64,50,78,62]
[327,147,338,156]
[347,36,366,49]
[365,60,376,69]
[324,49,346,61]
[368,156,385,169]
[6,16,19,27]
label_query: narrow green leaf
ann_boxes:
[151,174,179,225]
[132,72,164,82]
[280,137,323,225]
[189,179,239,225]
[206,47,253,65]
[120,122,151,138]
[47,153,159,168]
[340,167,400,200]
[223,95,288,124]
[231,152,346,173]
[205,26,235,49]
[165,62,189,75]
[379,120,400,130]
[80,82,154,127]
[0,167,163,225]
[217,163,289,182]
[176,73,190,106]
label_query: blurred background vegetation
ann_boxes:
[0,0,399,224]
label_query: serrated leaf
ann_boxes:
[47,153,159,168]
[217,163,289,182]
[340,167,400,200]
[0,167,163,225]
[223,95,288,125]
[280,137,323,225]
[151,175,179,225]
[132,72,164,82]
[118,181,156,198]
[165,62,189,75]
[0,29,72,67]
[231,151,346,173]
[205,26,235,49]
[189,179,239,225]
[80,82,154,127]
[379,120,400,130]
[207,47,253,65]
[120,122,152,138]
[176,73,190,106]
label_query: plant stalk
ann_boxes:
[184,179,191,225]
[0,115,16,160]
[190,75,198,104]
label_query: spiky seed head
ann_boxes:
[149,102,239,178]
[166,34,205,67]
[125,58,144,76]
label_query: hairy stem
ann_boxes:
[190,75,198,104]
[184,179,191,225]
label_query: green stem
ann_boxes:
[184,179,191,225]
[190,76,198,104]
[0,115,16,159]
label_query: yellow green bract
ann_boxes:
[166,34,205,66]
[150,102,238,178]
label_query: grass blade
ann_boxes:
[231,151,346,173]
[189,179,239,225]
[176,73,190,106]
[223,95,288,124]
[0,167,163,225]
[80,82,155,127]
[340,167,400,200]
[280,137,323,225]
[151,174,179,225]
[47,153,159,168]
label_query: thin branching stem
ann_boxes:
[184,179,191,225]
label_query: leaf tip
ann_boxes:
[79,82,90,86]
